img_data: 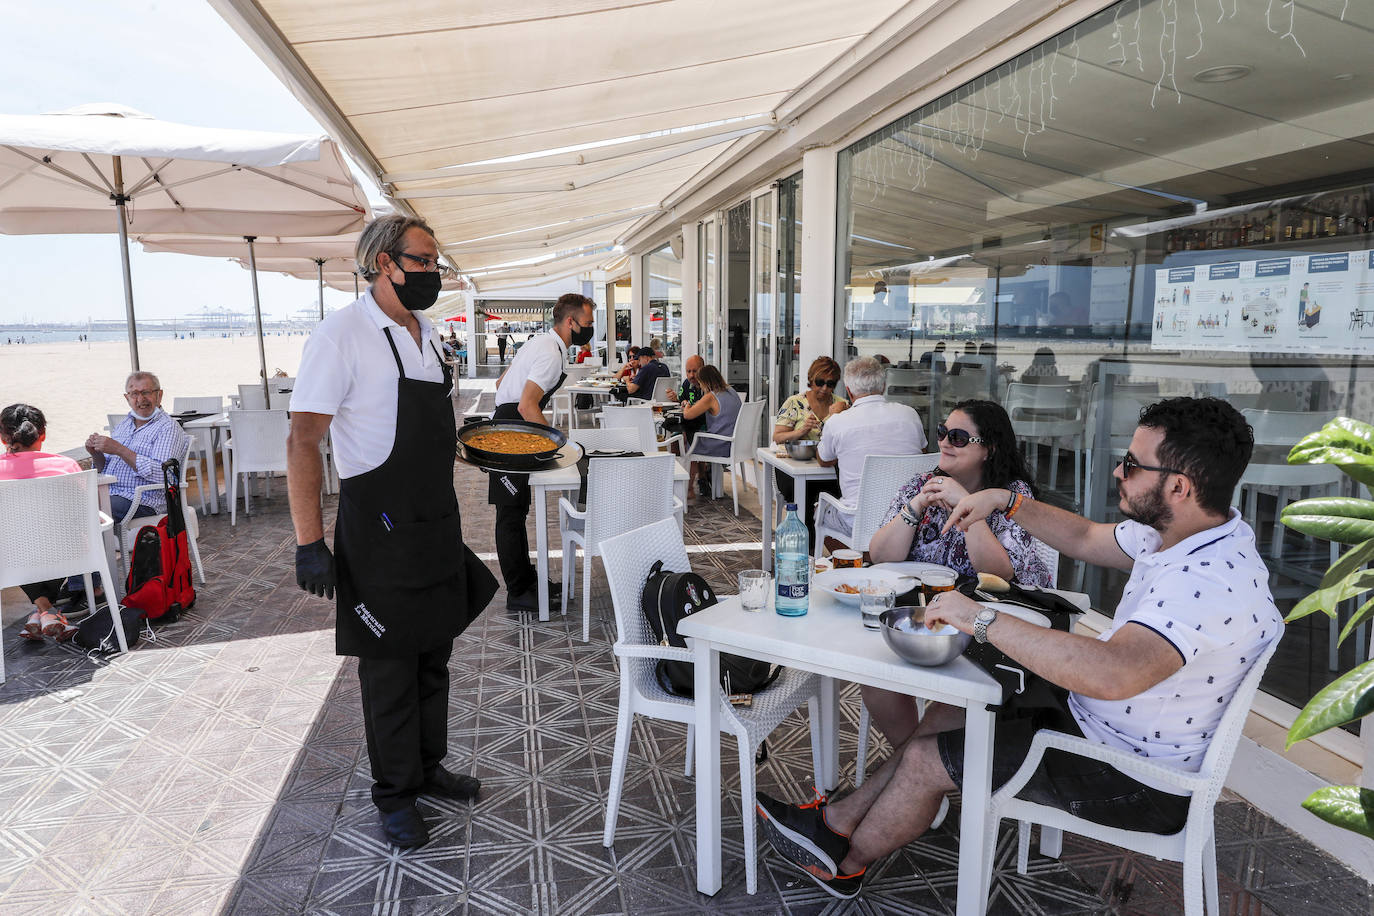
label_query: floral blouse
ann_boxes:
[880,471,1052,586]
[775,392,849,433]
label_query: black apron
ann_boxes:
[334,326,498,657]
[486,369,566,506]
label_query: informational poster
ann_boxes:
[1151,252,1374,353]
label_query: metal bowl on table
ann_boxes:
[785,439,819,460]
[880,606,970,666]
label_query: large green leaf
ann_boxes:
[1301,786,1374,840]
[1284,568,1374,622]
[1280,498,1374,544]
[1288,417,1374,487]
[1320,538,1374,589]
[1287,659,1374,747]
[1337,596,1374,646]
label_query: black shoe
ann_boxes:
[697,478,712,498]
[506,583,561,612]
[379,804,429,849]
[423,767,481,801]
[755,792,850,880]
[789,863,865,900]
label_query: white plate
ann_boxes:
[871,561,958,581]
[813,567,917,606]
[981,602,1051,628]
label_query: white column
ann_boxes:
[679,223,699,360]
[630,253,646,347]
[588,269,609,362]
[464,292,477,379]
[800,145,839,376]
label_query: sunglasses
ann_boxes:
[812,378,839,389]
[937,424,986,448]
[1119,451,1184,478]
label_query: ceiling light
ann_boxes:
[1194,65,1252,83]
[1333,73,1356,81]
[1243,166,1259,172]
[1133,136,1149,143]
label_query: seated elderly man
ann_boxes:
[623,345,670,400]
[85,370,185,521]
[814,356,927,537]
[756,397,1280,899]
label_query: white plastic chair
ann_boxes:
[651,375,677,402]
[815,453,939,561]
[568,427,641,454]
[269,376,295,393]
[237,384,268,411]
[105,413,126,433]
[988,640,1280,916]
[551,365,593,427]
[682,398,766,516]
[0,470,126,680]
[1006,382,1084,506]
[599,517,827,895]
[225,409,290,525]
[558,454,682,641]
[172,396,221,514]
[599,404,683,454]
[114,436,206,585]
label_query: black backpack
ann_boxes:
[642,560,780,700]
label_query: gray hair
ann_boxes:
[356,213,436,280]
[125,370,160,391]
[843,356,886,397]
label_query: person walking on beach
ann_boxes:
[286,214,498,851]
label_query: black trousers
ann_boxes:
[495,501,536,596]
[774,470,842,552]
[21,578,66,605]
[357,641,454,813]
[498,339,507,361]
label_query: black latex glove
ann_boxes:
[296,538,336,600]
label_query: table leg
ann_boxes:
[202,430,220,515]
[219,435,231,516]
[97,484,123,603]
[692,637,723,895]
[534,484,551,623]
[761,471,775,569]
[820,676,840,793]
[957,703,996,916]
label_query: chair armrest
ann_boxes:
[557,497,588,523]
[996,729,1204,804]
[98,511,113,531]
[613,642,695,664]
[672,495,685,513]
[119,482,163,525]
[815,491,855,517]
[657,434,684,452]
[692,432,731,443]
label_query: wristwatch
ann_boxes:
[973,607,999,644]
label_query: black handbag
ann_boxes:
[958,580,1078,709]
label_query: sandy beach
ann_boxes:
[0,335,309,453]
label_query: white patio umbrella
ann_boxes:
[0,103,370,373]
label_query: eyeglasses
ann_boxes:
[1119,451,1184,478]
[812,378,839,389]
[125,388,160,400]
[391,250,456,279]
[936,423,986,448]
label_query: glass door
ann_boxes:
[723,201,751,397]
[777,174,802,411]
[750,185,777,418]
[700,216,719,366]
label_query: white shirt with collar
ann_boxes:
[1068,510,1281,789]
[816,394,928,499]
[494,330,567,408]
[290,289,445,479]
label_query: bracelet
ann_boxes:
[1005,491,1025,520]
[899,506,921,528]
[1005,490,1017,513]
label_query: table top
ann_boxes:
[530,455,689,488]
[755,446,839,478]
[679,589,1003,707]
[183,412,230,429]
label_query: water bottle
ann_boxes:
[774,503,810,616]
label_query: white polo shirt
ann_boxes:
[290,290,445,478]
[494,331,567,408]
[816,394,928,499]
[1068,511,1281,790]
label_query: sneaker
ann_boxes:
[22,610,44,639]
[930,795,950,830]
[755,791,850,881]
[38,611,68,638]
[53,622,80,643]
[791,865,865,900]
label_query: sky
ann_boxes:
[1,1,378,324]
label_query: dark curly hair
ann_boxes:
[0,403,47,452]
[1136,396,1253,516]
[948,399,1038,497]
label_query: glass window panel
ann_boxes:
[645,244,683,372]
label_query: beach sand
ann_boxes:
[0,335,309,453]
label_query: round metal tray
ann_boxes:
[457,440,583,473]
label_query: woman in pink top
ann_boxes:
[1,403,85,642]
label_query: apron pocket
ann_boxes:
[361,511,462,589]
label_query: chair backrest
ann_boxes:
[0,470,105,588]
[268,390,293,411]
[569,427,641,453]
[651,375,677,401]
[583,355,603,367]
[601,517,691,650]
[728,399,768,462]
[1194,640,1280,810]
[106,412,126,432]
[599,404,658,452]
[1004,382,1080,419]
[227,409,290,474]
[585,454,677,551]
[172,396,224,414]
[1031,537,1059,588]
[238,384,268,411]
[563,364,593,386]
[269,377,295,393]
[1234,409,1343,498]
[852,453,940,548]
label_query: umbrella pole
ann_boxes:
[354,273,360,297]
[246,237,271,407]
[112,156,140,371]
[316,258,325,322]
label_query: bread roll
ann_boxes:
[976,572,1011,593]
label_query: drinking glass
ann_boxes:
[739,570,771,612]
[922,570,957,603]
[832,549,863,569]
[860,584,896,630]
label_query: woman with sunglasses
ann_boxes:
[772,357,848,540]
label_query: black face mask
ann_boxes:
[391,269,443,310]
[570,321,595,346]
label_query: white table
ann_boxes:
[183,413,231,514]
[529,456,690,621]
[562,382,620,428]
[96,473,122,601]
[755,447,838,568]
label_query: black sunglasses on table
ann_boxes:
[936,423,986,448]
[1119,451,1184,478]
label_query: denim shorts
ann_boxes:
[936,687,1190,834]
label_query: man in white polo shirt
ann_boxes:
[286,214,498,850]
[755,397,1280,899]
[815,356,927,537]
[489,292,596,612]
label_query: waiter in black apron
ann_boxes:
[490,292,597,612]
[286,214,498,850]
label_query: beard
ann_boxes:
[1121,474,1173,529]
